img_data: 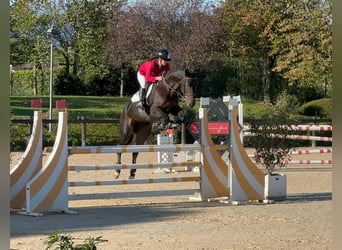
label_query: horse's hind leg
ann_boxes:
[114,152,122,179]
[115,107,134,179]
[128,124,151,179]
[129,152,138,179]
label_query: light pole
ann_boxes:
[47,24,60,132]
[10,64,13,95]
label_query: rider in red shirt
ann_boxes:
[136,49,171,108]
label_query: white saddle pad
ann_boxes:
[130,85,153,103]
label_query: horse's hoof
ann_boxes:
[129,175,135,179]
[114,171,120,179]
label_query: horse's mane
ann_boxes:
[164,69,186,82]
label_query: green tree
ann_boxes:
[105,0,227,96]
[220,0,281,102]
[10,0,52,95]
[219,0,332,103]
[52,0,120,94]
[271,0,332,97]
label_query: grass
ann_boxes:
[10,95,332,121]
[10,95,130,119]
[10,95,280,120]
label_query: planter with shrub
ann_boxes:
[248,91,298,201]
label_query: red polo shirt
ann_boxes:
[138,58,170,83]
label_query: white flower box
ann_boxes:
[264,173,287,201]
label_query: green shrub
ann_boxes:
[44,231,107,250]
[300,98,332,118]
[85,123,120,145]
[248,109,297,174]
[10,123,31,151]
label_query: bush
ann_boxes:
[300,98,332,118]
[85,123,120,145]
[44,231,107,250]
[10,123,31,151]
[55,72,86,95]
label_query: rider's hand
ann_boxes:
[156,76,163,81]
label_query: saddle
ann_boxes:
[131,84,154,105]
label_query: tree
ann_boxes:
[105,0,227,96]
[220,0,332,103]
[10,0,52,95]
[220,0,281,103]
[271,0,332,98]
[53,0,120,94]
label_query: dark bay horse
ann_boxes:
[115,69,197,179]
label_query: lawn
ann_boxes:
[10,95,131,119]
[10,95,275,120]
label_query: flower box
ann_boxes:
[264,173,287,201]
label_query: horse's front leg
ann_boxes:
[176,109,185,123]
[150,106,169,132]
[167,107,184,128]
[129,152,138,179]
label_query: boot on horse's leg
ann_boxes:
[153,116,169,132]
[136,88,146,109]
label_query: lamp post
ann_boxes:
[47,24,60,132]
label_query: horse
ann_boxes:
[114,69,197,179]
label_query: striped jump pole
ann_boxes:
[243,124,332,131]
[243,132,332,142]
[247,148,332,165]
[228,97,265,202]
[69,176,201,187]
[68,144,202,154]
[283,159,332,165]
[10,111,43,209]
[248,148,332,157]
[19,112,74,216]
[287,124,332,131]
[69,161,201,171]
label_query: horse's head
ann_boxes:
[164,70,196,108]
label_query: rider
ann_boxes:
[136,49,171,109]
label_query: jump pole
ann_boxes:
[10,111,43,209]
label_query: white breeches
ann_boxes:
[137,72,146,89]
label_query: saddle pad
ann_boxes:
[130,85,153,103]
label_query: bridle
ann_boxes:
[159,72,195,100]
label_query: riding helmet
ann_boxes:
[156,49,171,61]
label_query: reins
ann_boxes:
[159,72,194,100]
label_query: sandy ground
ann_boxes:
[10,147,332,250]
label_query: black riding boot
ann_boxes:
[136,88,146,108]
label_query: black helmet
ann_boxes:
[156,49,171,61]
